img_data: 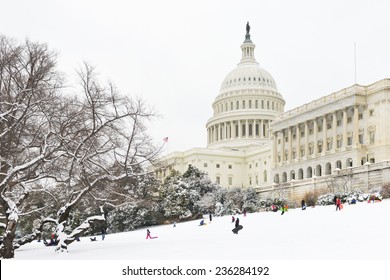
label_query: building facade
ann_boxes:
[156,25,390,200]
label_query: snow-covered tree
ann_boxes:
[0,36,64,258]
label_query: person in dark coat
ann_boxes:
[301,199,306,210]
[101,227,106,240]
[243,208,247,217]
[209,213,212,222]
[231,216,235,223]
[146,229,158,239]
[232,218,243,234]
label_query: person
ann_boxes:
[173,222,176,228]
[209,213,212,222]
[90,237,97,241]
[271,204,278,212]
[231,216,235,223]
[232,217,243,234]
[146,229,158,239]
[243,208,247,217]
[101,227,106,241]
[281,205,288,215]
[199,219,206,226]
[336,197,341,211]
[301,199,306,210]
[235,218,240,228]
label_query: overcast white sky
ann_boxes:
[2,0,390,153]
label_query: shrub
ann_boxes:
[380,183,390,199]
[302,191,319,207]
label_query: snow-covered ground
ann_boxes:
[13,199,390,260]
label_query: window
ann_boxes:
[255,100,258,108]
[337,138,342,148]
[300,131,305,137]
[347,117,352,123]
[309,128,313,135]
[242,124,246,136]
[228,165,232,169]
[255,162,258,167]
[327,139,333,151]
[204,163,208,167]
[242,100,246,109]
[249,100,252,109]
[264,171,267,182]
[267,101,270,109]
[318,142,323,153]
[337,120,342,126]
[359,133,364,144]
[249,164,252,169]
[358,113,363,120]
[228,177,232,185]
[369,131,375,144]
[300,146,305,157]
[327,122,332,129]
[230,102,233,110]
[216,164,220,168]
[216,176,220,184]
[255,176,258,185]
[285,136,288,142]
[369,109,374,116]
[261,100,264,109]
[278,139,281,144]
[236,101,239,109]
[249,177,252,185]
[347,136,352,146]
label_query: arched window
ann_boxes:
[261,100,264,109]
[274,174,280,184]
[346,158,353,167]
[307,167,313,178]
[290,170,295,180]
[255,100,258,109]
[282,172,287,183]
[325,162,331,175]
[336,160,342,169]
[264,170,267,182]
[249,124,253,136]
[316,165,322,177]
[298,168,303,179]
[249,100,252,109]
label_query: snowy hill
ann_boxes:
[13,199,390,260]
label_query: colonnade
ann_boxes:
[273,105,361,164]
[207,119,271,144]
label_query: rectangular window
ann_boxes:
[216,164,220,168]
[249,177,252,185]
[337,138,342,148]
[204,163,208,167]
[249,164,252,169]
[327,122,332,129]
[228,177,232,185]
[359,134,364,144]
[327,140,333,151]
[370,131,375,144]
[301,131,305,137]
[255,100,258,109]
[347,136,352,146]
[309,129,313,135]
[236,101,239,110]
[358,113,363,120]
[337,120,342,126]
[216,176,220,184]
[242,100,246,109]
[347,117,352,123]
[228,164,232,169]
[369,109,374,116]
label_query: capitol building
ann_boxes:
[156,24,390,199]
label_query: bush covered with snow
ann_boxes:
[106,202,164,233]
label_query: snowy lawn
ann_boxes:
[14,199,390,260]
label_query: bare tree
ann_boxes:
[0,35,63,258]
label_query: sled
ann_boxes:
[232,225,243,234]
[340,204,343,210]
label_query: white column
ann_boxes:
[313,118,318,155]
[353,105,359,145]
[323,116,327,152]
[304,121,309,157]
[260,120,264,138]
[332,112,337,151]
[343,108,348,147]
[288,127,292,162]
[281,130,285,162]
[273,132,278,165]
[296,124,300,158]
[245,120,249,138]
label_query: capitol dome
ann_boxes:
[206,23,285,150]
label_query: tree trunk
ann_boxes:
[0,220,17,258]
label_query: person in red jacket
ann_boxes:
[336,197,341,211]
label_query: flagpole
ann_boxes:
[354,42,357,84]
